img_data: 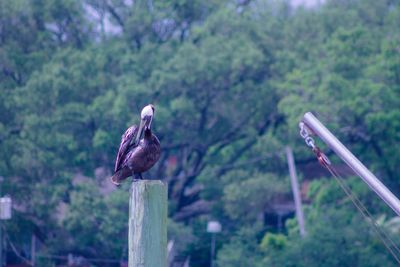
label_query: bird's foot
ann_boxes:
[132,173,143,182]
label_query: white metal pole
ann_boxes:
[285,146,306,237]
[210,234,215,267]
[302,112,400,216]
[31,234,36,266]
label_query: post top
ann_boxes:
[131,180,165,186]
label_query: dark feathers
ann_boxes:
[114,125,138,172]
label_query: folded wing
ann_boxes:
[114,125,139,172]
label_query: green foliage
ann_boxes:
[262,208,398,267]
[167,219,196,255]
[222,172,288,220]
[216,225,264,267]
[260,233,287,251]
[2,0,400,266]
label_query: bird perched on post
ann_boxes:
[111,104,161,185]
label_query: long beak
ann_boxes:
[133,119,145,145]
[145,115,153,130]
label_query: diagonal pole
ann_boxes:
[301,112,400,216]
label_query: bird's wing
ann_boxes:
[114,125,139,172]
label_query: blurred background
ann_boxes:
[1,0,400,266]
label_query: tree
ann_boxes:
[2,0,400,266]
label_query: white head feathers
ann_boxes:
[141,104,154,119]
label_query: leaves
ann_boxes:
[2,0,400,266]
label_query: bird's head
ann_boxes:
[140,104,155,130]
[134,104,155,144]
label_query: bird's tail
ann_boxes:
[111,170,124,186]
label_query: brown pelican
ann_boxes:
[111,104,161,185]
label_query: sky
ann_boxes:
[291,0,325,7]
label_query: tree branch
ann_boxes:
[173,200,212,221]
[106,3,125,28]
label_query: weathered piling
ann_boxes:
[129,180,167,267]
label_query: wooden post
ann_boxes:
[129,180,167,267]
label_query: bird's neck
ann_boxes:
[144,128,152,139]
